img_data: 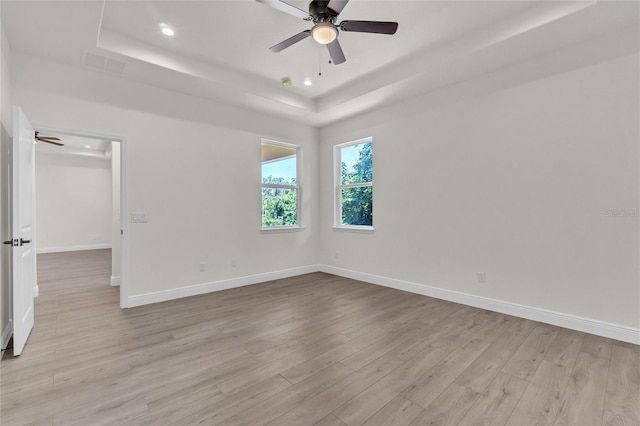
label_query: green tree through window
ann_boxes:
[261,142,300,227]
[338,140,373,227]
[262,177,298,226]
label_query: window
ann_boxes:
[335,138,373,228]
[261,140,301,228]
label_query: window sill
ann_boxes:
[260,226,306,234]
[332,226,374,234]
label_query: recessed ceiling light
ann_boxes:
[281,77,292,87]
[85,145,92,149]
[304,78,313,86]
[159,23,174,36]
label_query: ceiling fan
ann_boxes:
[35,131,64,146]
[257,0,398,65]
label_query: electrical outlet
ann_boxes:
[131,212,148,223]
[477,272,486,283]
[231,258,237,268]
[199,262,206,272]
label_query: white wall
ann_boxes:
[319,52,639,331]
[6,22,638,341]
[35,151,112,252]
[0,14,13,347]
[12,52,319,299]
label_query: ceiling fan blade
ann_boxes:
[269,30,311,52]
[327,0,349,16]
[339,20,398,35]
[39,139,64,146]
[256,0,311,20]
[327,39,346,65]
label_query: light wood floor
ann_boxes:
[1,249,638,425]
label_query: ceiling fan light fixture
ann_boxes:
[311,22,337,44]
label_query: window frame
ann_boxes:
[334,137,374,232]
[261,139,303,232]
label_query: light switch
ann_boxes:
[131,212,148,223]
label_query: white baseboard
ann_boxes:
[121,262,639,344]
[1,319,12,349]
[319,265,640,345]
[37,243,112,254]
[110,275,121,286]
[127,265,320,308]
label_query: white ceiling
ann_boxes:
[2,1,639,127]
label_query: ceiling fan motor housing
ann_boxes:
[309,0,338,23]
[259,0,398,65]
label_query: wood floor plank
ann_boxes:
[401,338,491,408]
[216,332,350,396]
[502,325,558,381]
[253,339,308,363]
[470,314,516,343]
[223,363,354,425]
[388,322,458,361]
[580,334,613,360]
[420,302,466,326]
[408,383,478,426]
[333,347,447,426]
[454,322,531,393]
[1,249,638,426]
[545,328,585,369]
[554,351,609,426]
[362,396,423,426]
[340,321,428,371]
[458,371,529,426]
[55,395,149,426]
[428,324,476,353]
[316,413,349,426]
[163,374,292,425]
[507,360,572,425]
[280,327,388,384]
[602,344,640,425]
[267,355,404,426]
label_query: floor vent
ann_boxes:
[82,51,127,76]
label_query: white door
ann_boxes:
[11,106,36,356]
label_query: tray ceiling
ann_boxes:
[2,1,638,126]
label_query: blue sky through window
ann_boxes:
[341,144,362,175]
[262,155,296,184]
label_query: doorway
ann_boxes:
[33,126,128,308]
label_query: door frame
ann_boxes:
[33,125,129,308]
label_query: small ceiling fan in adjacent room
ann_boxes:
[256,0,398,65]
[35,131,64,146]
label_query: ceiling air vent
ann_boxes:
[82,51,127,76]
[105,58,126,75]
